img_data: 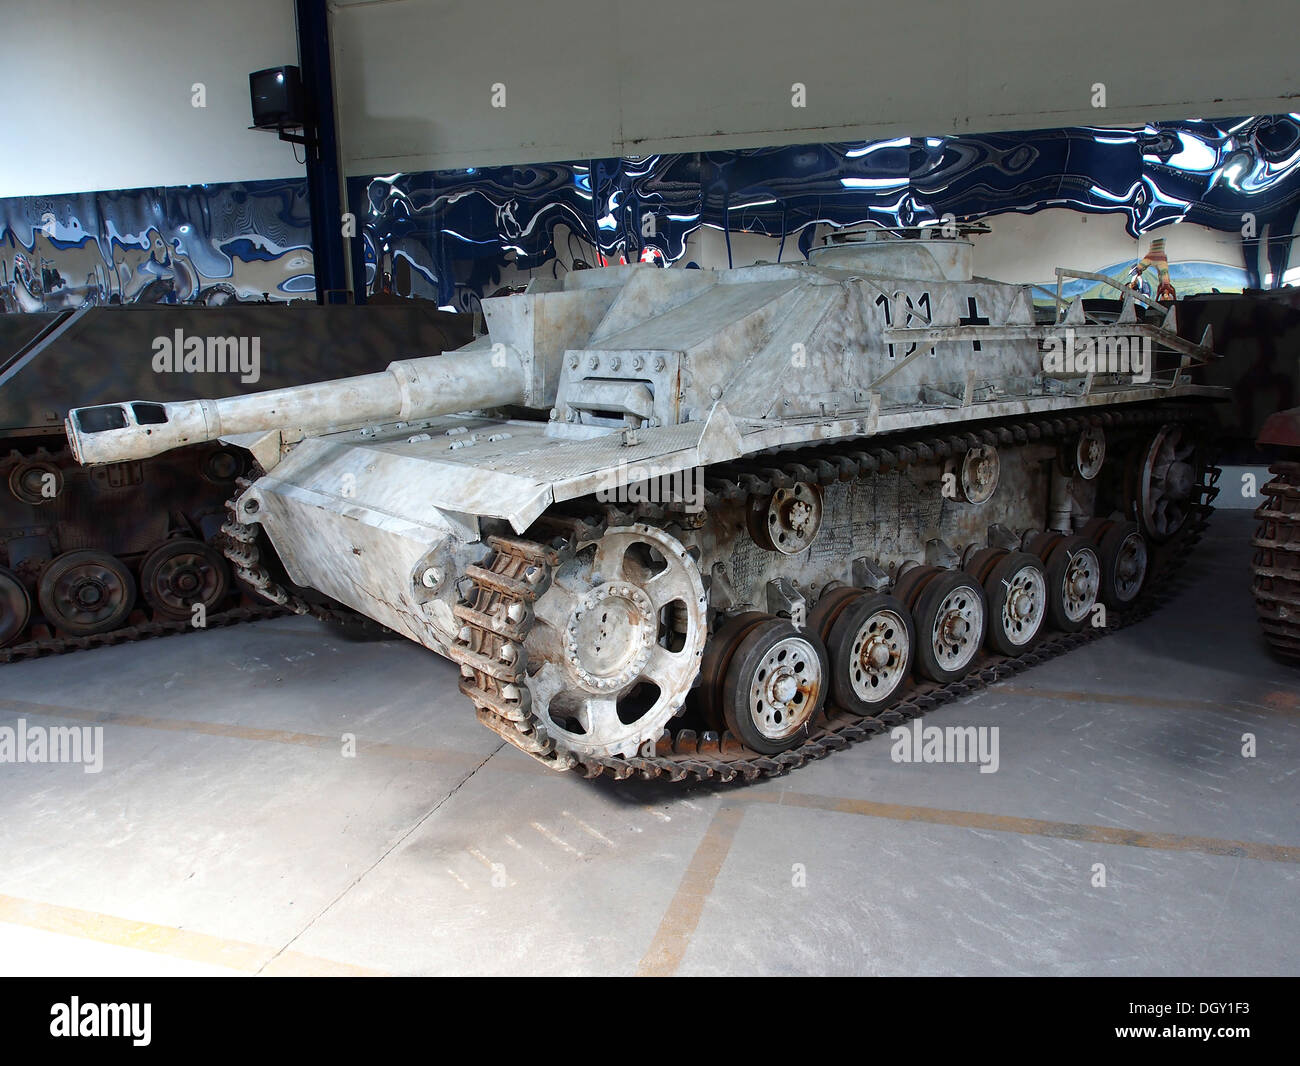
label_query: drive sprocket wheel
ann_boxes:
[526,524,708,759]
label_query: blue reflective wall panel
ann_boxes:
[4,116,1298,314]
[350,116,1300,310]
[0,178,313,312]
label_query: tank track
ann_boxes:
[451,401,1221,783]
[0,445,286,665]
[1252,460,1300,662]
[0,601,286,665]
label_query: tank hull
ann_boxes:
[67,239,1229,777]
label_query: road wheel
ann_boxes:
[722,618,829,754]
[37,550,136,636]
[913,570,986,682]
[141,538,231,620]
[982,551,1048,655]
[826,592,914,713]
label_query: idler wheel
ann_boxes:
[722,617,829,754]
[1130,423,1200,542]
[37,550,136,636]
[141,538,231,620]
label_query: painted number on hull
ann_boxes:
[875,290,933,360]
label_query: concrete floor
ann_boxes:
[0,511,1296,976]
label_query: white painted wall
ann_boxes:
[964,211,1242,287]
[1,0,303,198]
[331,0,1300,177]
[8,0,1296,205]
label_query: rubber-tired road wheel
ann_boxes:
[982,551,1048,655]
[1095,521,1149,609]
[141,538,231,620]
[827,592,914,714]
[0,566,31,647]
[722,617,829,755]
[37,550,137,636]
[1041,535,1101,632]
[697,610,769,732]
[912,570,986,683]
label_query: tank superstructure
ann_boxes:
[67,232,1226,781]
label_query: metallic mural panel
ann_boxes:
[350,116,1300,310]
[0,178,313,313]
[3,117,1297,315]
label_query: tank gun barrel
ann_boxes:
[66,349,525,465]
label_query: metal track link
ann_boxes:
[1252,460,1300,662]
[449,400,1221,784]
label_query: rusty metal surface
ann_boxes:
[1252,459,1300,662]
[217,399,1220,780]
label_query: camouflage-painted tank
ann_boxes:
[66,230,1225,782]
[0,305,473,655]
